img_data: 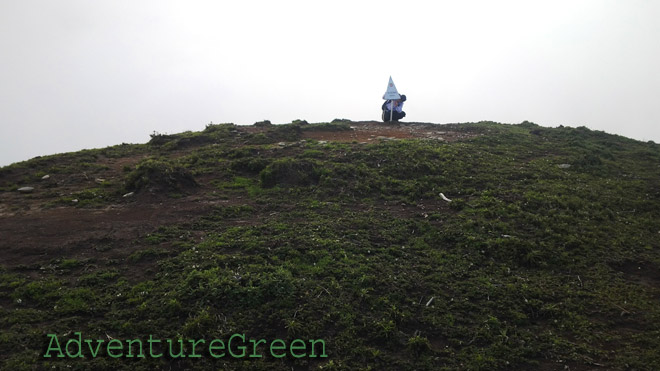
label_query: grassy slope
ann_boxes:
[1,121,660,370]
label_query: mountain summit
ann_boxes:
[1,120,659,369]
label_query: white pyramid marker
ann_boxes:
[382,76,401,100]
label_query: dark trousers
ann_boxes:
[382,110,406,122]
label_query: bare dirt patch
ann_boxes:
[611,260,660,290]
[0,196,211,267]
[301,121,477,143]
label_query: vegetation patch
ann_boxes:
[148,123,238,150]
[302,122,353,132]
[124,158,197,194]
[259,158,322,188]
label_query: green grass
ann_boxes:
[1,121,659,370]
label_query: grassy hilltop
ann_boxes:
[1,120,659,370]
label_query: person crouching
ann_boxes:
[382,95,406,122]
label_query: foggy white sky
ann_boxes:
[1,0,659,166]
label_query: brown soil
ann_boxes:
[301,121,474,143]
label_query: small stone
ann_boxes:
[17,187,34,193]
[72,199,79,203]
[41,175,50,180]
[95,178,106,184]
[277,142,286,146]
[122,192,134,198]
[318,140,328,144]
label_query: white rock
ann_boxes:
[41,175,50,180]
[17,187,34,193]
[123,192,134,198]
